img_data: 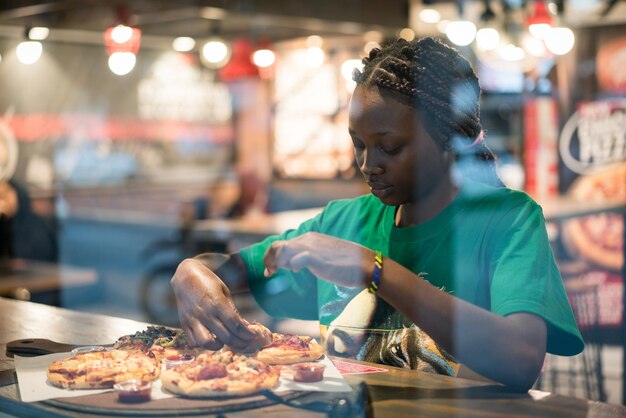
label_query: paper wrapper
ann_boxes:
[15,353,351,403]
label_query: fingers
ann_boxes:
[263,240,296,277]
[182,317,223,350]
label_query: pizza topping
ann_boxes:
[197,364,228,380]
[266,334,312,351]
[114,326,190,352]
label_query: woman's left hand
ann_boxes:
[263,232,374,288]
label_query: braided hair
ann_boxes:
[353,37,502,186]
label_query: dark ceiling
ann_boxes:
[0,0,411,44]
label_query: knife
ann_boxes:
[5,338,113,358]
[0,369,16,387]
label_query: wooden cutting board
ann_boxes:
[6,338,310,415]
[43,390,308,415]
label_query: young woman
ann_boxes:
[171,37,583,392]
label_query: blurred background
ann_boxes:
[0,0,624,405]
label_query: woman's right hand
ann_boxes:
[170,258,257,351]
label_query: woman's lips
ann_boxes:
[369,184,393,198]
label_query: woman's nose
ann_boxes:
[359,150,384,176]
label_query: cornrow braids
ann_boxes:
[353,37,503,186]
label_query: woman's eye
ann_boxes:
[382,145,402,155]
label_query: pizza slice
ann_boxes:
[160,351,280,397]
[47,349,160,389]
[255,333,324,365]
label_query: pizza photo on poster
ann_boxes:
[558,99,625,273]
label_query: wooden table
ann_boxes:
[1,297,625,417]
[0,260,98,304]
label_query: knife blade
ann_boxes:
[0,369,16,387]
[5,338,113,358]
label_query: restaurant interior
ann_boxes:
[0,0,625,410]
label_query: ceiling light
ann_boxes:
[476,28,500,51]
[398,28,415,41]
[527,0,553,39]
[108,51,136,75]
[252,48,275,68]
[544,27,575,55]
[28,27,49,41]
[104,24,141,55]
[172,37,195,52]
[446,21,477,46]
[201,38,231,68]
[419,8,441,24]
[16,41,42,65]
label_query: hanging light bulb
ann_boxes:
[476,1,500,51]
[172,37,196,52]
[108,51,136,75]
[398,28,415,41]
[16,41,42,65]
[252,48,275,68]
[527,0,553,39]
[104,25,141,54]
[419,8,441,24]
[476,28,500,51]
[544,27,575,55]
[201,38,231,68]
[446,21,477,46]
[28,27,49,41]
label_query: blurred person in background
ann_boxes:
[0,179,57,264]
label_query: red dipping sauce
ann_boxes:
[113,380,152,403]
[162,354,195,370]
[292,363,326,382]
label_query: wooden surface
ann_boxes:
[1,297,626,417]
[0,259,98,297]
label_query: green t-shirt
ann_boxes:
[240,181,584,372]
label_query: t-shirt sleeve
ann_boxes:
[488,196,584,356]
[239,211,325,320]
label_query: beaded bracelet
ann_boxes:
[368,250,383,294]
